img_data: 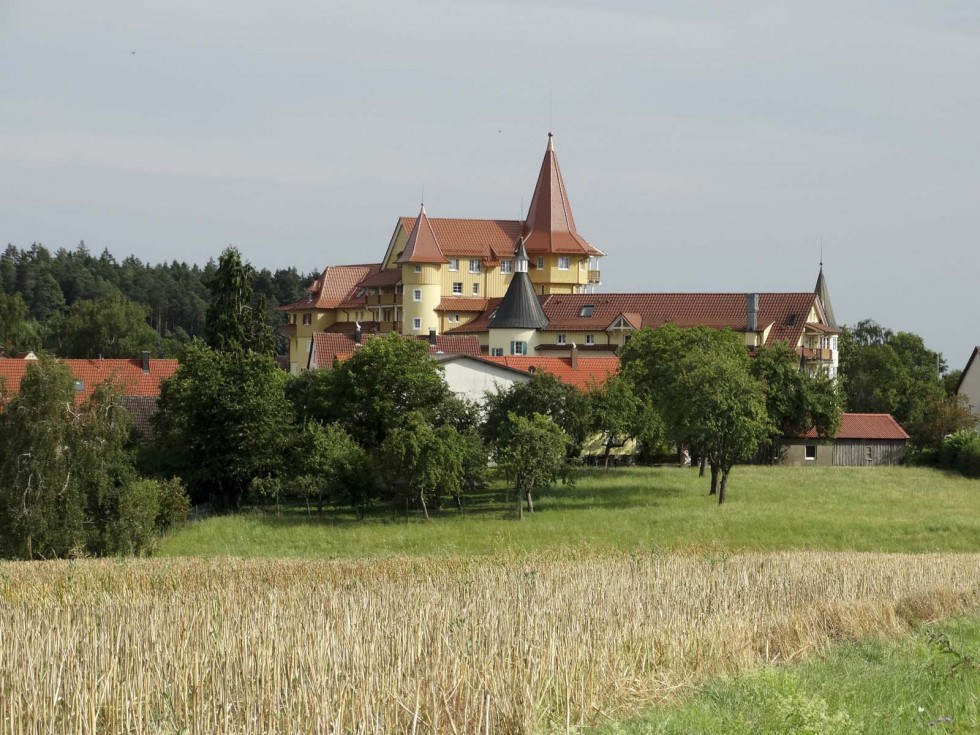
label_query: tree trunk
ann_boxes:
[525,488,534,514]
[699,456,706,477]
[455,492,464,514]
[516,484,523,520]
[718,470,729,505]
[709,464,719,495]
[603,439,613,468]
[419,490,429,521]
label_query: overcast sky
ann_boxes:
[2,1,978,369]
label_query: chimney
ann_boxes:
[428,328,437,347]
[354,321,362,344]
[570,342,578,369]
[140,350,150,373]
[746,294,759,332]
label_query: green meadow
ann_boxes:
[158,465,980,559]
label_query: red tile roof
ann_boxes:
[358,269,403,288]
[801,413,910,441]
[279,263,380,311]
[436,297,490,312]
[482,355,618,390]
[522,134,602,257]
[397,218,523,261]
[448,292,819,348]
[397,206,448,264]
[309,333,482,370]
[0,359,178,402]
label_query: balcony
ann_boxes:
[588,270,601,284]
[366,294,403,307]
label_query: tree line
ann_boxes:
[0,241,315,358]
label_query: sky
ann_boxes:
[2,1,978,369]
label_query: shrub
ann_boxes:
[938,429,979,470]
[954,435,980,479]
[104,478,190,556]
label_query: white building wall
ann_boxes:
[959,350,980,417]
[439,359,530,404]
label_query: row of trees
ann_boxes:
[0,241,314,357]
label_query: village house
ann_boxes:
[956,346,980,418]
[781,413,910,467]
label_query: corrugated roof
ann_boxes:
[521,134,602,257]
[397,206,448,264]
[397,217,523,261]
[0,359,178,402]
[801,413,910,441]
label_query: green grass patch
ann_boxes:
[157,465,980,559]
[593,613,980,734]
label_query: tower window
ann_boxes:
[536,256,544,270]
[414,265,422,274]
[412,318,421,331]
[302,313,312,325]
[472,283,479,295]
[501,259,513,274]
[413,289,422,302]
[558,256,570,270]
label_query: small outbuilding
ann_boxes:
[781,413,910,467]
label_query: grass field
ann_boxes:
[594,613,980,734]
[158,466,980,559]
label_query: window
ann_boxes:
[579,260,586,271]
[452,282,463,295]
[501,259,513,274]
[302,313,312,325]
[472,283,479,295]
[580,305,595,317]
[414,265,422,274]
[865,446,873,463]
[469,259,481,273]
[491,347,504,357]
[585,334,595,345]
[536,256,544,270]
[290,314,296,324]
[510,341,527,355]
[448,258,459,272]
[805,445,817,461]
[412,318,421,331]
[454,313,460,323]
[558,256,570,270]
[557,334,566,345]
[413,289,422,302]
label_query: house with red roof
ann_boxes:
[781,413,910,466]
[0,354,178,437]
[277,132,840,378]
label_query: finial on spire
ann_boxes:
[547,132,554,151]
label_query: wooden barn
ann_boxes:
[781,413,910,467]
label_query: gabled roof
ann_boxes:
[397,206,448,264]
[956,346,980,394]
[279,263,381,311]
[358,269,403,288]
[522,133,602,257]
[450,292,820,347]
[396,217,523,261]
[0,358,179,402]
[483,355,618,390]
[800,413,910,441]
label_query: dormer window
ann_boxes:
[580,304,595,317]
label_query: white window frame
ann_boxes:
[510,341,526,356]
[412,317,421,331]
[414,265,422,274]
[302,313,312,326]
[469,259,481,274]
[491,347,504,357]
[557,334,566,345]
[585,334,595,345]
[536,256,544,270]
[472,283,479,295]
[558,256,570,270]
[448,258,459,272]
[413,289,422,302]
[500,259,513,274]
[452,282,463,295]
[805,445,817,461]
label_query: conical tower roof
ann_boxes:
[522,133,603,256]
[814,265,837,329]
[490,238,548,330]
[397,205,448,264]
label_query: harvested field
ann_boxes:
[1,552,978,734]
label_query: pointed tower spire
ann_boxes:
[522,133,603,257]
[814,262,837,329]
[490,237,548,330]
[397,204,448,264]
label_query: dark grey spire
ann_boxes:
[814,264,837,329]
[489,237,548,330]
